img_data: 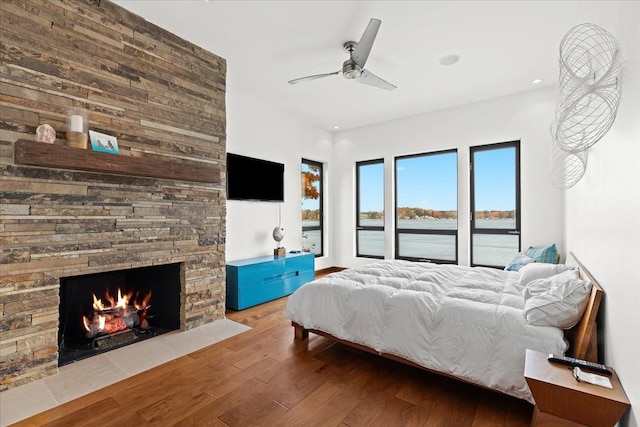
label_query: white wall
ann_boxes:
[564,6,639,426]
[225,87,334,270]
[331,86,564,268]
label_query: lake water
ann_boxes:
[303,218,518,266]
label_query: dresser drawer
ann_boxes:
[236,279,283,309]
[282,268,315,294]
[226,252,315,310]
[236,260,287,287]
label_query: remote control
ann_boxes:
[547,354,613,376]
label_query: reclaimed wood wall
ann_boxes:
[0,0,227,390]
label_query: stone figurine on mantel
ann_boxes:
[36,124,56,144]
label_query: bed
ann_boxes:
[286,252,602,403]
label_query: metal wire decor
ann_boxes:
[550,23,622,189]
[550,140,589,190]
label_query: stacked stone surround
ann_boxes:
[0,0,226,390]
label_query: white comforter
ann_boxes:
[286,260,568,403]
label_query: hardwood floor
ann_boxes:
[13,282,534,426]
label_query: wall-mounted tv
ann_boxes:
[226,153,284,202]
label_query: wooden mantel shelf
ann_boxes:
[14,139,220,184]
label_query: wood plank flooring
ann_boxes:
[12,274,534,426]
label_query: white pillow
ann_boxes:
[523,270,592,329]
[518,262,575,287]
[523,269,578,299]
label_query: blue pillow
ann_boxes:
[504,253,536,271]
[526,243,558,264]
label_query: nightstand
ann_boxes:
[524,349,630,426]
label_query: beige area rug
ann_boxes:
[0,318,251,427]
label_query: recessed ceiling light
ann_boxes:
[531,78,543,84]
[333,126,340,130]
[439,54,460,66]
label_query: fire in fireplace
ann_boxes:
[58,263,181,366]
[82,286,152,349]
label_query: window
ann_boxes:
[470,141,521,267]
[301,159,323,256]
[395,149,458,263]
[356,159,384,258]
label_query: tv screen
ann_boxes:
[226,153,284,202]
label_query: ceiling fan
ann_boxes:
[288,18,397,91]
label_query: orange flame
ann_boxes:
[135,290,152,310]
[83,314,107,332]
[116,288,132,309]
[92,294,104,311]
[91,288,134,311]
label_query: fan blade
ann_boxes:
[353,18,381,68]
[357,69,397,91]
[288,71,340,85]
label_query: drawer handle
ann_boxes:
[264,271,299,283]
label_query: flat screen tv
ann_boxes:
[226,153,284,202]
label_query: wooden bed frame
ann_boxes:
[564,252,603,362]
[292,252,604,388]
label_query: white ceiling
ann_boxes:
[113,1,624,132]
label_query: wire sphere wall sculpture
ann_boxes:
[550,23,622,189]
[550,139,588,190]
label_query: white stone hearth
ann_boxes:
[0,319,250,427]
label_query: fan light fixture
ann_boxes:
[288,18,397,91]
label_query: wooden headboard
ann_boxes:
[565,252,604,362]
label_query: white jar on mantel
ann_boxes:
[66,106,88,149]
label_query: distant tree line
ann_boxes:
[302,209,320,220]
[357,208,515,220]
[397,207,457,220]
[359,208,458,220]
[475,210,515,220]
[360,211,384,220]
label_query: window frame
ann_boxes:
[356,158,385,259]
[469,140,521,268]
[301,158,324,257]
[394,148,458,264]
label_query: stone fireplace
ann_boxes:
[1,0,226,390]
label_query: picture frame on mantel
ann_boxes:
[89,130,119,154]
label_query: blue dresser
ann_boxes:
[226,252,315,310]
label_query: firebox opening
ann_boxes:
[58,263,181,366]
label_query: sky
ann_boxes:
[302,147,516,212]
[473,148,516,211]
[395,151,458,211]
[357,147,516,212]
